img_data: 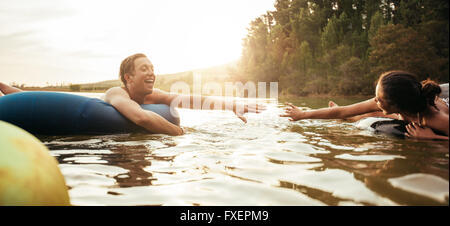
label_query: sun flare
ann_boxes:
[0,0,275,86]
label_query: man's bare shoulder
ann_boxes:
[104,87,129,103]
[105,87,129,96]
[152,88,170,96]
[144,88,170,104]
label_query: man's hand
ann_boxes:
[233,102,266,123]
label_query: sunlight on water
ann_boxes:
[40,92,449,206]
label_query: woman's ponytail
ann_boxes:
[421,79,441,110]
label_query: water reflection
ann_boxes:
[40,93,448,206]
[108,145,155,187]
[291,119,448,205]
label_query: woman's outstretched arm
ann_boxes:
[280,98,381,121]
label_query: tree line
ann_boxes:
[235,0,449,96]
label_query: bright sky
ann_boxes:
[0,0,275,86]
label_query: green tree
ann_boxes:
[369,24,444,81]
[368,11,384,41]
[337,56,368,94]
[238,0,449,96]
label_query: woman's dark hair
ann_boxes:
[378,71,441,115]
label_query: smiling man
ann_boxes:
[104,53,265,136]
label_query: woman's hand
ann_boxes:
[405,122,447,140]
[280,103,305,121]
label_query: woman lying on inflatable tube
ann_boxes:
[281,71,449,140]
[0,53,266,136]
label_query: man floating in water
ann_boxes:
[0,53,266,136]
[103,53,266,135]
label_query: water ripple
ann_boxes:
[40,95,448,206]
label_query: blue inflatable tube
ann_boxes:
[0,91,180,135]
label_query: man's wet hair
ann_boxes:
[119,53,147,86]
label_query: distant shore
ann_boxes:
[20,87,372,100]
[21,87,108,93]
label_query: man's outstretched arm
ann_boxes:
[149,89,266,123]
[105,87,184,136]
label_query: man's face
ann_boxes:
[127,57,155,95]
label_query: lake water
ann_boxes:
[39,92,449,206]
